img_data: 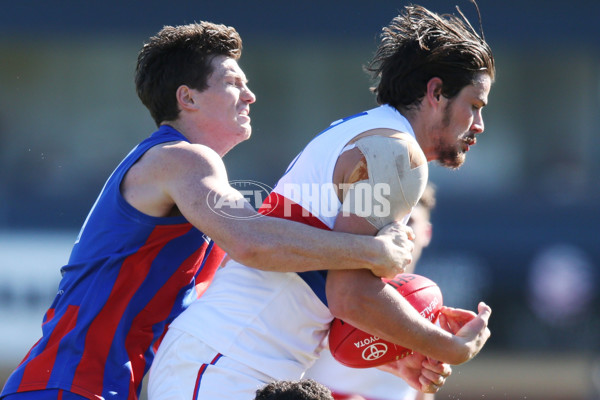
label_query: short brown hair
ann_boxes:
[135,22,243,126]
[366,4,495,113]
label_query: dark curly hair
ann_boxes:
[366,3,495,113]
[135,22,243,126]
[254,380,334,400]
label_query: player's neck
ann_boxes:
[401,107,437,162]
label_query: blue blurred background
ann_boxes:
[1,1,599,398]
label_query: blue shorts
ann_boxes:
[2,390,88,400]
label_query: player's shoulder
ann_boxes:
[152,139,218,158]
[335,128,421,184]
[146,140,224,171]
[348,128,414,144]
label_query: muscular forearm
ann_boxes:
[324,207,482,365]
[217,214,386,273]
[327,269,475,365]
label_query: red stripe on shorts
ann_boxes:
[192,353,223,400]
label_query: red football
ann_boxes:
[328,273,443,368]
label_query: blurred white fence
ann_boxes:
[0,230,75,365]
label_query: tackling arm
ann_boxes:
[124,140,412,277]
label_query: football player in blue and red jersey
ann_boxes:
[0,22,415,400]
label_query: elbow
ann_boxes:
[326,270,381,323]
[327,285,369,323]
[327,296,348,320]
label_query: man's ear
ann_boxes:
[425,77,444,109]
[175,85,197,111]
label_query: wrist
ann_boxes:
[361,235,385,271]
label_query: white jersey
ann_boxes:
[169,105,418,381]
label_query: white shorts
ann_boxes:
[148,327,273,400]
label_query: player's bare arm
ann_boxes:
[121,140,410,277]
[325,139,491,366]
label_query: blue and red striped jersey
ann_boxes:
[1,125,224,400]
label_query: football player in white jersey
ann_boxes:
[148,4,495,400]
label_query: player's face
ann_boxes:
[433,73,491,169]
[193,55,256,150]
